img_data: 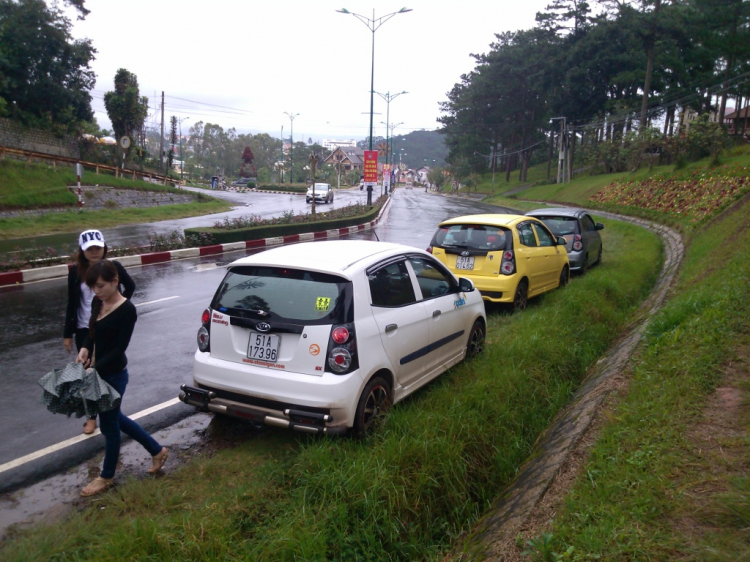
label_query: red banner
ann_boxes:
[363,150,378,183]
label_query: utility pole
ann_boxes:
[551,117,566,185]
[284,112,298,183]
[159,91,165,174]
[280,125,284,183]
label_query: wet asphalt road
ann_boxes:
[0,187,519,492]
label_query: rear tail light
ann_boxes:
[426,246,433,254]
[573,235,583,251]
[328,348,352,372]
[332,326,350,344]
[500,250,515,275]
[327,323,358,374]
[197,308,211,353]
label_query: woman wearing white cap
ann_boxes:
[63,229,135,434]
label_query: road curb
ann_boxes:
[0,198,391,287]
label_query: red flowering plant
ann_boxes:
[590,163,750,223]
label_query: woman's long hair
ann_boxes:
[86,260,119,337]
[74,244,109,282]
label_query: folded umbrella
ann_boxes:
[39,363,121,418]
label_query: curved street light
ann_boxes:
[336,8,412,153]
[284,112,299,183]
[374,90,407,168]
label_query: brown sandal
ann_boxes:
[81,476,113,497]
[83,419,97,435]
[147,447,169,473]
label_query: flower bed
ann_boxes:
[590,164,750,222]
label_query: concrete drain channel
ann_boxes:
[471,211,684,560]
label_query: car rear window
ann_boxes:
[212,266,353,324]
[534,216,579,236]
[431,224,509,251]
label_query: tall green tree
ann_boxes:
[0,0,96,131]
[103,69,148,166]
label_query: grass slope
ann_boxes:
[0,219,662,561]
[521,196,750,561]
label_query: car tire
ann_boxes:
[559,265,570,288]
[581,254,589,275]
[512,279,528,312]
[353,376,391,437]
[595,245,603,265]
[466,320,485,360]
[306,198,311,203]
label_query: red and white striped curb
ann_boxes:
[0,200,390,287]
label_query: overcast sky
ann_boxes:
[67,0,549,142]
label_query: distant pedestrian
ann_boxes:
[76,260,168,497]
[63,229,135,435]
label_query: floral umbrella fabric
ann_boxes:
[39,363,121,418]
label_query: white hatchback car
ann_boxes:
[180,240,486,435]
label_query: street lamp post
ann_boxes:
[375,90,407,166]
[336,8,412,154]
[280,125,284,183]
[177,117,189,183]
[284,112,299,183]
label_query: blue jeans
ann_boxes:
[99,368,162,479]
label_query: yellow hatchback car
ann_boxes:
[428,214,570,310]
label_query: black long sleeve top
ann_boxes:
[83,299,137,378]
[63,260,135,338]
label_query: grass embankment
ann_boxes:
[515,195,750,561]
[0,220,662,560]
[0,159,231,239]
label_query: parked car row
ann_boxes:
[179,208,603,437]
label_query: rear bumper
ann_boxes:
[567,250,585,270]
[186,350,363,433]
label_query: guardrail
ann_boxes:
[0,145,178,185]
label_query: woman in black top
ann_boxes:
[76,260,167,497]
[64,229,135,435]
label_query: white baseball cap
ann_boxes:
[79,229,105,251]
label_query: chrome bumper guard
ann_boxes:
[178,384,345,435]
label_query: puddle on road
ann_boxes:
[0,413,216,540]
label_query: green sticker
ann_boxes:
[315,297,331,311]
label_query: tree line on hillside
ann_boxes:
[439,0,750,185]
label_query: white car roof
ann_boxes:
[227,240,416,278]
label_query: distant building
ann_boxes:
[322,139,356,151]
[323,146,366,171]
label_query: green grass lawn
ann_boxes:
[517,194,750,561]
[0,159,231,239]
[0,220,662,561]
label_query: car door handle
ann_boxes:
[432,310,441,317]
[385,324,398,333]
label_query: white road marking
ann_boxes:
[135,296,179,307]
[0,398,182,474]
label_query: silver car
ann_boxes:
[306,183,334,204]
[525,208,603,273]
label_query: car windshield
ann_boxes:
[534,216,579,236]
[431,224,509,251]
[212,266,352,324]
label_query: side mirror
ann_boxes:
[557,236,567,246]
[595,223,604,230]
[458,277,475,292]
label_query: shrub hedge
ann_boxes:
[256,184,308,193]
[184,203,382,245]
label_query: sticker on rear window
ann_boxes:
[315,297,331,311]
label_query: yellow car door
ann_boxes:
[531,222,564,290]
[515,222,546,295]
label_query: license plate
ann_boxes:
[455,256,475,270]
[247,332,280,362]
